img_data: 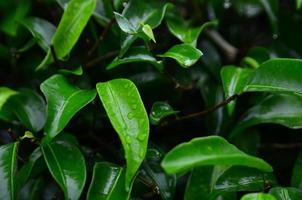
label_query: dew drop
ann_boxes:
[139,149,144,158]
[272,34,278,40]
[131,104,138,110]
[223,0,232,9]
[127,112,134,120]
[126,135,131,144]
[137,134,146,141]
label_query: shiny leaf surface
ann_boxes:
[270,187,302,200]
[149,101,179,125]
[241,193,277,200]
[0,87,17,121]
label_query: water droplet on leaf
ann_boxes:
[127,112,134,120]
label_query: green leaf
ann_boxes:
[292,150,302,189]
[297,0,302,9]
[142,24,156,42]
[9,89,46,132]
[96,79,149,189]
[58,66,83,76]
[0,87,18,121]
[41,139,86,200]
[149,101,179,125]
[230,94,302,139]
[106,46,163,71]
[158,44,203,68]
[270,187,302,200]
[161,136,273,175]
[221,66,253,115]
[52,0,96,59]
[21,17,56,52]
[243,59,302,96]
[241,193,277,200]
[0,142,18,200]
[260,0,278,36]
[87,162,132,200]
[167,19,218,47]
[41,74,96,141]
[114,12,136,34]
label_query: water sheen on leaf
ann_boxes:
[149,101,179,125]
[269,187,302,200]
[96,79,149,189]
[161,136,273,175]
[241,193,277,200]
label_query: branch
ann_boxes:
[85,50,119,68]
[163,69,197,91]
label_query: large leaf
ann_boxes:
[9,89,46,132]
[158,44,203,68]
[230,94,302,138]
[96,79,149,189]
[106,46,163,71]
[167,19,218,47]
[269,187,302,200]
[21,17,56,52]
[243,59,302,96]
[41,74,96,141]
[220,66,253,115]
[0,87,18,121]
[241,193,277,200]
[292,150,302,189]
[0,142,18,200]
[41,140,86,200]
[87,162,131,200]
[161,136,273,175]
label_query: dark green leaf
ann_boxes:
[41,74,96,141]
[96,79,149,189]
[42,140,86,200]
[87,162,131,200]
[292,150,302,189]
[260,0,278,36]
[241,193,277,200]
[161,136,273,175]
[270,187,302,200]
[0,142,18,200]
[149,101,179,125]
[158,44,203,68]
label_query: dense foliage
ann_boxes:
[1,0,302,199]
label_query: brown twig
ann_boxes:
[87,18,115,56]
[260,143,302,149]
[85,50,119,68]
[163,69,197,91]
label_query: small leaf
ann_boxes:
[41,74,96,141]
[269,187,302,200]
[107,46,163,71]
[0,142,18,200]
[0,87,18,121]
[292,150,302,189]
[42,139,86,200]
[21,17,56,52]
[114,12,136,34]
[230,94,302,139]
[149,101,179,125]
[142,24,156,42]
[161,136,273,175]
[87,162,132,200]
[58,66,83,76]
[241,193,277,200]
[158,44,203,68]
[96,79,149,189]
[220,66,253,115]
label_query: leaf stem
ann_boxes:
[50,45,62,68]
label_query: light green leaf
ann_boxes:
[142,24,156,42]
[87,162,132,200]
[58,66,83,76]
[270,187,302,200]
[297,0,302,9]
[0,87,18,121]
[96,79,149,189]
[106,46,163,71]
[220,66,254,115]
[158,44,203,68]
[241,193,277,200]
[42,140,86,200]
[292,150,302,189]
[161,136,273,175]
[21,17,56,52]
[230,94,302,139]
[41,74,96,141]
[0,142,18,200]
[114,12,136,34]
[149,101,179,125]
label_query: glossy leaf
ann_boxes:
[9,89,46,132]
[167,19,218,47]
[96,79,149,189]
[41,74,96,141]
[41,140,86,200]
[142,24,156,42]
[270,187,302,200]
[0,142,18,200]
[230,94,302,138]
[161,136,273,175]
[292,150,302,189]
[106,46,163,71]
[58,66,83,76]
[87,162,131,200]
[158,44,203,68]
[21,17,56,52]
[221,66,253,115]
[243,59,302,96]
[149,101,179,125]
[0,87,18,121]
[114,12,136,34]
[241,193,277,200]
